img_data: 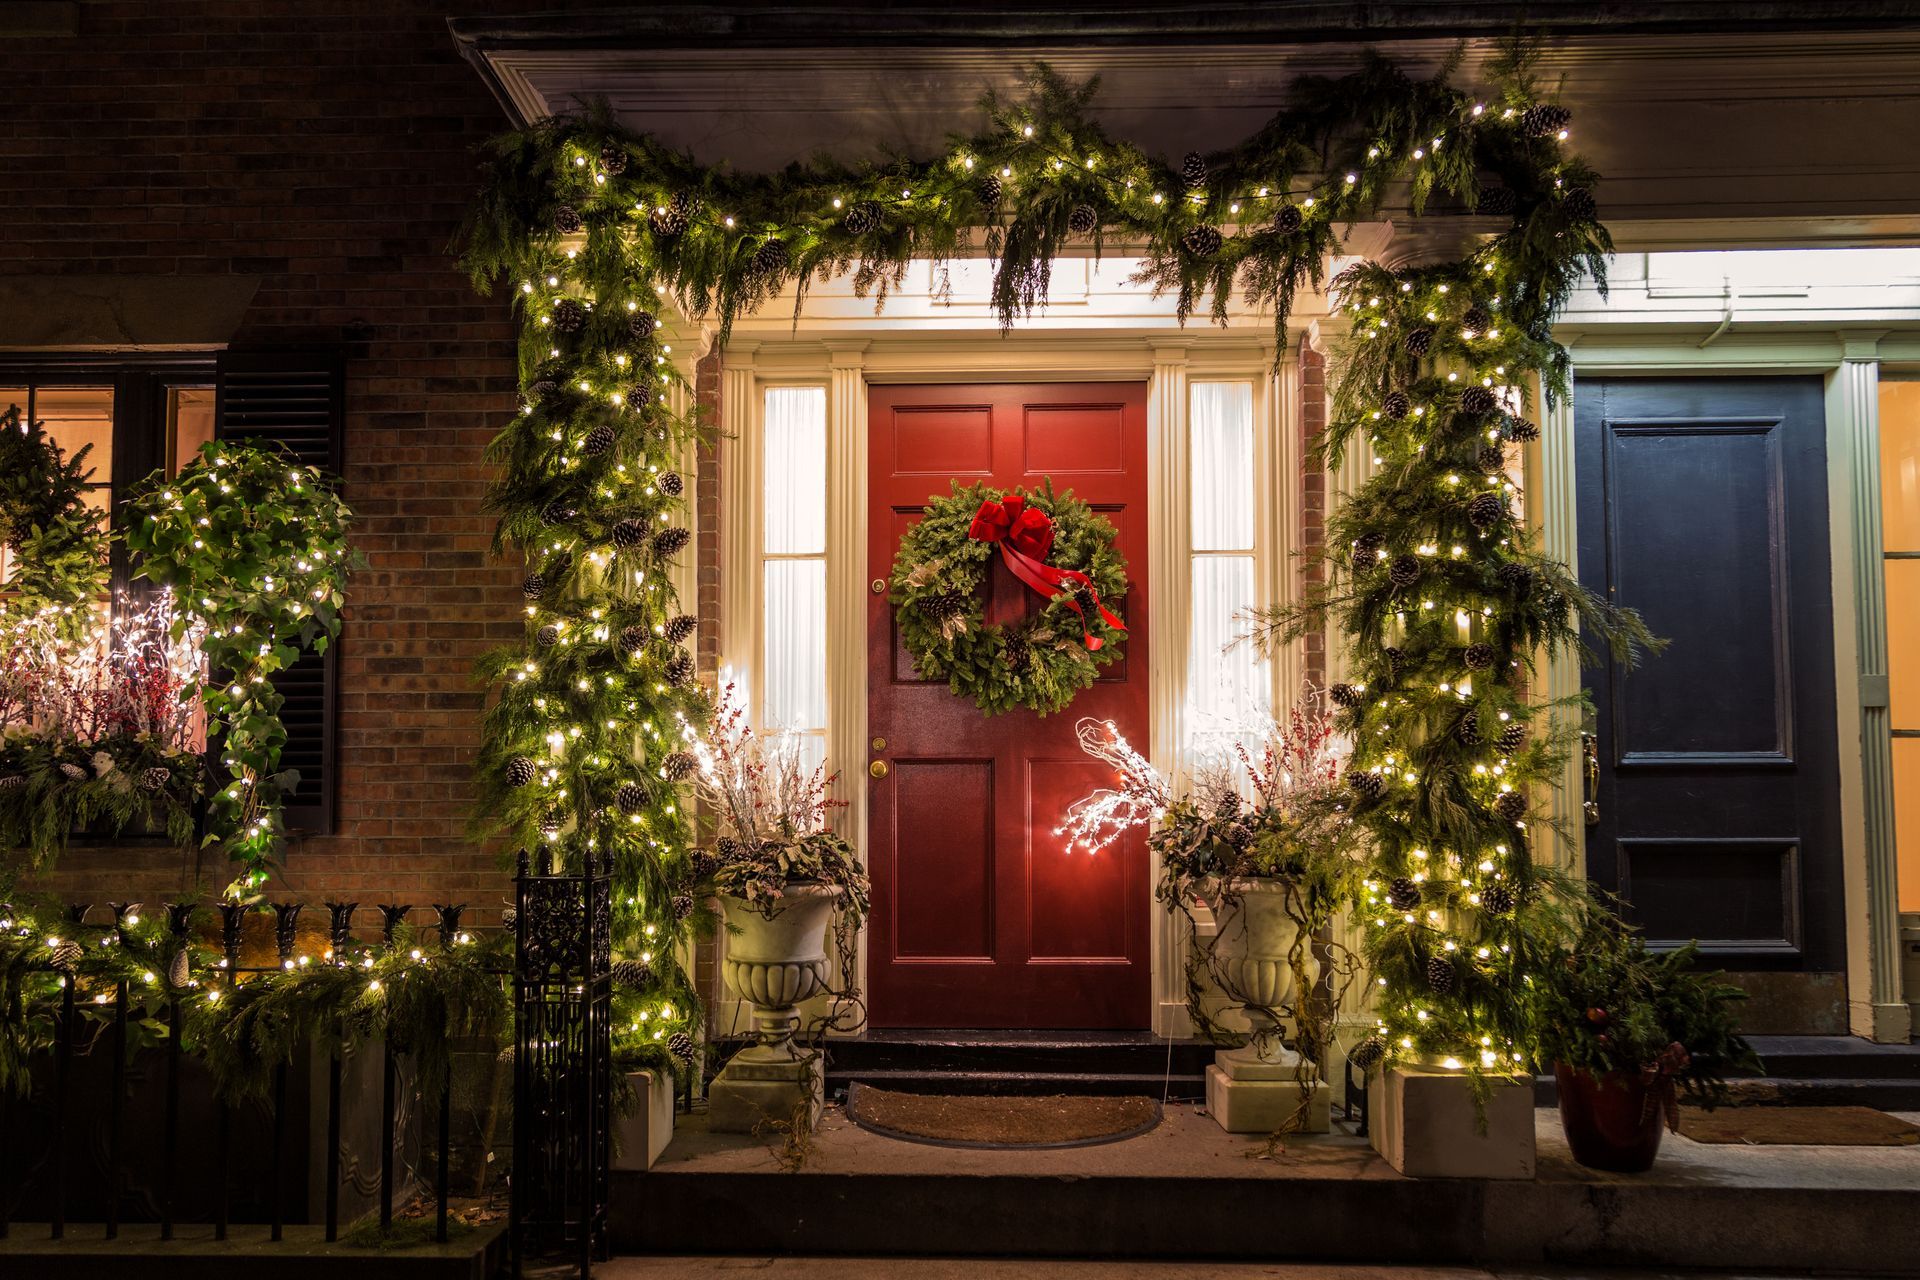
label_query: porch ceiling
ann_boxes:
[451,8,1920,253]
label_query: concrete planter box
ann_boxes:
[612,1069,677,1172]
[1368,1064,1535,1179]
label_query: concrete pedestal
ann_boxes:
[1205,1059,1331,1133]
[1368,1064,1535,1179]
[707,1046,823,1134]
[612,1069,677,1171]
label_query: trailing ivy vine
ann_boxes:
[125,443,360,897]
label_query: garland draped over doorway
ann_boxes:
[459,41,1648,1082]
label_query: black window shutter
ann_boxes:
[214,351,344,834]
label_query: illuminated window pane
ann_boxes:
[1189,382,1254,551]
[764,387,826,555]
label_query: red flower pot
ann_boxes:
[1554,1062,1668,1172]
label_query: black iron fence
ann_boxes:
[0,899,497,1243]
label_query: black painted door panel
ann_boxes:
[1574,377,1844,973]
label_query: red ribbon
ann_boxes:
[967,492,1126,651]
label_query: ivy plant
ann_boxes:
[124,443,360,897]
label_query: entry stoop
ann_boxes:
[613,1107,1920,1272]
[715,1029,1217,1101]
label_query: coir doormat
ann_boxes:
[846,1083,1161,1150]
[1679,1104,1920,1146]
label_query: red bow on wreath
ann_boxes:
[968,492,1126,651]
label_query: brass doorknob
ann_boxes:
[869,759,890,779]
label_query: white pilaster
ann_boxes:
[1537,381,1585,875]
[825,343,871,1007]
[1829,340,1912,1042]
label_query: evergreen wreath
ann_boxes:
[890,480,1127,716]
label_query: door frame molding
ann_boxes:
[719,329,1293,1036]
[1543,329,1914,1043]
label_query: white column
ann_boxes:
[1146,338,1192,1037]
[825,343,871,1006]
[1830,341,1912,1042]
[1266,344,1304,707]
[1537,381,1585,874]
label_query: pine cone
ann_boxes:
[0,776,24,791]
[611,518,647,550]
[1425,955,1456,994]
[1387,555,1421,588]
[976,173,1004,211]
[663,650,695,687]
[536,624,561,648]
[1382,390,1411,419]
[1476,186,1517,217]
[615,782,648,814]
[1457,710,1483,745]
[550,298,587,334]
[1463,305,1493,333]
[1347,768,1385,801]
[506,757,537,788]
[552,204,583,234]
[1468,492,1505,529]
[657,470,685,498]
[842,201,881,235]
[1382,646,1406,672]
[619,624,649,656]
[716,835,743,861]
[1482,882,1516,915]
[1404,327,1434,357]
[59,762,88,782]
[1562,187,1597,220]
[628,309,659,343]
[1003,632,1031,672]
[667,1031,696,1064]
[584,423,616,457]
[1067,204,1098,235]
[750,238,790,276]
[1497,562,1535,594]
[653,527,691,558]
[1477,444,1507,473]
[1180,151,1208,189]
[540,500,576,527]
[1493,790,1528,822]
[1504,417,1541,443]
[1460,385,1497,416]
[671,894,695,921]
[501,905,517,931]
[522,572,547,599]
[1463,642,1496,671]
[663,614,697,643]
[1349,1036,1387,1072]
[139,766,172,793]
[612,958,653,989]
[1272,203,1303,234]
[49,939,83,972]
[598,143,628,175]
[1180,225,1223,258]
[1520,103,1572,138]
[1386,876,1420,912]
[168,947,191,990]
[917,589,966,621]
[1496,723,1528,754]
[1329,682,1362,709]
[1351,531,1385,565]
[648,204,689,237]
[660,752,698,783]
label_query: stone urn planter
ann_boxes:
[1204,876,1330,1132]
[1553,1062,1669,1172]
[708,882,843,1133]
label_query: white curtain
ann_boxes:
[761,387,830,747]
[1184,382,1268,773]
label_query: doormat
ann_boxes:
[1679,1104,1920,1146]
[846,1083,1161,1150]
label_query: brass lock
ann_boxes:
[871,578,887,594]
[869,759,890,779]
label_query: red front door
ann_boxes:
[867,383,1150,1028]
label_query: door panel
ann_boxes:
[1575,377,1845,996]
[868,382,1150,1028]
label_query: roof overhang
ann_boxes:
[450,6,1920,252]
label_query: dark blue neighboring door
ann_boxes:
[1574,376,1846,1030]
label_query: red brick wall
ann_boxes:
[0,1,607,923]
[1299,334,1328,689]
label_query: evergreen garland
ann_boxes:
[1248,55,1657,1084]
[459,39,1621,1075]
[889,481,1128,716]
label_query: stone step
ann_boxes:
[1744,1034,1920,1080]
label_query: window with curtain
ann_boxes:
[1879,378,1920,912]
[1185,381,1269,771]
[761,386,829,775]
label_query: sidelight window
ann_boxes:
[1184,380,1270,768]
[760,385,830,774]
[1879,377,1920,912]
